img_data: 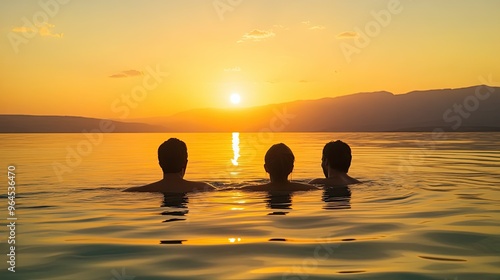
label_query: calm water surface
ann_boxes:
[1,132,500,279]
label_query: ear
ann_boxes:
[264,163,269,173]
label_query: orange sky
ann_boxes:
[1,0,499,119]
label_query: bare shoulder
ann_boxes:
[309,178,327,184]
[123,180,215,193]
[122,186,139,192]
[350,178,362,184]
[309,176,362,187]
[122,181,162,192]
[242,183,317,192]
[188,181,217,192]
[340,176,362,185]
[290,182,319,191]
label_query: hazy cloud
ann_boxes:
[12,23,63,38]
[272,24,289,30]
[109,73,127,78]
[109,69,144,78]
[309,25,326,30]
[238,29,275,43]
[302,21,326,30]
[39,23,63,37]
[337,31,359,39]
[12,26,34,33]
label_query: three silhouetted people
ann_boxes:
[125,138,360,193]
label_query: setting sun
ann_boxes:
[230,93,241,105]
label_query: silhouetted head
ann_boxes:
[158,138,188,174]
[322,140,352,175]
[264,143,295,181]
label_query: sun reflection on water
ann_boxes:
[228,237,242,243]
[231,132,240,166]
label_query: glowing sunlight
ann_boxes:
[230,93,241,105]
[231,132,240,166]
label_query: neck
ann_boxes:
[327,169,347,178]
[163,172,184,180]
[269,175,289,183]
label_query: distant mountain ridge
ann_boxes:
[135,85,500,132]
[1,85,499,132]
[0,115,164,133]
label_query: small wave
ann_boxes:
[267,211,288,215]
[365,191,416,203]
[20,205,56,209]
[418,255,467,262]
[0,194,28,199]
[160,240,186,245]
[160,210,188,216]
[75,187,121,192]
[269,238,287,242]
[162,218,186,223]
[456,193,490,201]
[338,270,366,274]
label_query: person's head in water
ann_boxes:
[264,143,295,182]
[322,140,352,177]
[158,138,188,176]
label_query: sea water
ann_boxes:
[0,132,499,279]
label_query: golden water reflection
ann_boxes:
[231,132,240,166]
[228,237,242,243]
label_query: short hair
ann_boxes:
[322,140,352,173]
[158,138,188,173]
[264,143,295,177]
